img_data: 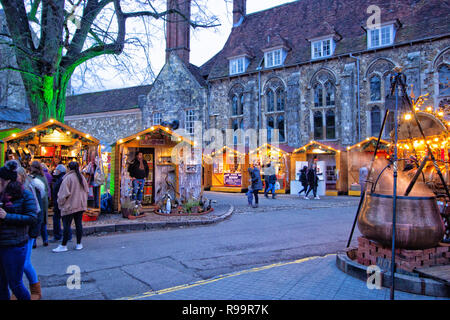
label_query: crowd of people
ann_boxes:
[0,158,90,300]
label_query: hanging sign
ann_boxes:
[140,136,165,146]
[40,129,73,144]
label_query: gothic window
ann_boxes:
[370,75,381,101]
[325,81,335,106]
[276,88,285,111]
[277,114,285,142]
[314,83,323,107]
[153,112,162,125]
[439,64,450,96]
[266,89,275,112]
[371,106,381,136]
[267,116,275,143]
[232,118,243,145]
[232,95,239,116]
[325,109,335,140]
[314,111,323,140]
[239,94,244,115]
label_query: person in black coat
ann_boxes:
[128,152,149,203]
[298,166,309,196]
[305,163,320,200]
[0,161,37,300]
[51,164,69,242]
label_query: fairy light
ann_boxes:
[119,139,124,144]
[136,136,140,140]
[86,134,90,138]
[438,111,444,117]
[32,128,37,132]
[426,107,433,112]
[66,131,71,135]
[49,119,54,123]
[404,113,412,121]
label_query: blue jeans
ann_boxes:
[33,220,48,245]
[132,179,145,201]
[265,183,275,196]
[0,244,31,300]
[246,189,254,205]
[24,239,39,285]
[53,207,71,241]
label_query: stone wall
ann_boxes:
[207,38,450,149]
[143,53,207,132]
[65,111,143,145]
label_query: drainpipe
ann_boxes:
[257,66,262,131]
[349,53,361,142]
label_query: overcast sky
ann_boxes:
[73,0,294,94]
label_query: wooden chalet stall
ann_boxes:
[290,140,346,196]
[111,125,202,213]
[0,128,23,167]
[249,143,293,194]
[346,137,390,196]
[2,119,99,171]
[208,146,250,193]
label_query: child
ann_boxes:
[246,177,254,206]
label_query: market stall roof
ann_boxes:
[2,119,99,144]
[209,145,249,157]
[397,111,448,140]
[250,143,295,155]
[293,140,340,154]
[113,125,194,146]
[346,137,390,151]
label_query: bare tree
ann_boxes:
[0,0,219,124]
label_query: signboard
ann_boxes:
[140,136,165,146]
[40,130,73,144]
[224,173,242,187]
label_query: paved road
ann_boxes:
[32,192,364,300]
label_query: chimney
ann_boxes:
[166,0,191,65]
[233,0,246,27]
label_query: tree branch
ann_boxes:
[0,65,42,78]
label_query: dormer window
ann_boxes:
[311,38,334,59]
[368,24,395,49]
[229,56,249,75]
[264,48,285,68]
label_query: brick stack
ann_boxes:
[357,237,450,272]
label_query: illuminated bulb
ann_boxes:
[136,136,140,140]
[414,107,419,111]
[438,111,444,117]
[150,126,155,131]
[347,147,350,150]
[12,133,16,137]
[66,131,71,135]
[165,127,169,131]
[119,139,124,144]
[404,114,412,121]
[434,138,439,142]
[50,119,54,123]
[32,128,37,132]
[86,134,90,138]
[426,107,433,112]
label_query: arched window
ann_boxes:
[325,81,335,106]
[384,74,392,98]
[314,83,323,107]
[325,109,335,140]
[371,106,381,136]
[277,115,285,142]
[314,111,323,140]
[370,75,381,101]
[276,88,285,111]
[232,95,238,116]
[267,116,275,142]
[239,94,244,115]
[439,64,450,96]
[267,89,275,112]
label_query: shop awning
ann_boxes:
[2,119,99,145]
[250,143,294,155]
[292,140,340,155]
[113,125,194,146]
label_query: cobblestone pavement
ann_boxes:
[124,254,448,301]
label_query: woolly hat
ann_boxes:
[0,160,18,181]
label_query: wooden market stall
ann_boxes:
[208,146,250,193]
[249,143,293,194]
[111,125,202,213]
[1,127,23,167]
[290,140,346,196]
[2,119,99,171]
[346,137,390,196]
[395,110,449,194]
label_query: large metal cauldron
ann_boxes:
[357,193,445,249]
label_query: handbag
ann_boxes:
[274,181,281,190]
[94,168,105,185]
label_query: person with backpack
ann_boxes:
[29,161,49,247]
[304,163,320,200]
[53,162,88,253]
[264,162,277,199]
[0,161,37,300]
[248,165,263,208]
[298,166,309,196]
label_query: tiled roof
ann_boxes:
[186,63,207,87]
[0,106,31,124]
[200,0,450,80]
[66,84,152,116]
